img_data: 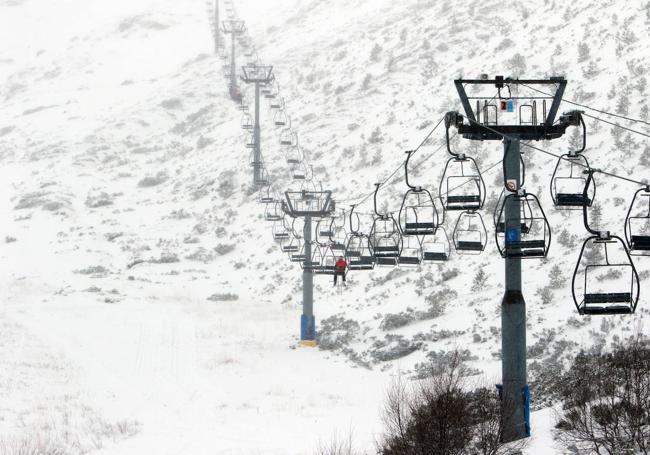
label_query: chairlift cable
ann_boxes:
[520,83,650,128]
[464,116,649,187]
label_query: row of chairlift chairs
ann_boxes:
[240,67,644,317]
[260,113,647,316]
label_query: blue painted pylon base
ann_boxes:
[300,314,316,341]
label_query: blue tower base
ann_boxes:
[300,314,316,342]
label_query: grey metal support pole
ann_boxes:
[214,0,220,52]
[253,81,261,185]
[301,215,315,344]
[230,33,236,89]
[501,136,528,442]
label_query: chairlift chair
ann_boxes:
[258,183,275,204]
[254,167,270,187]
[493,189,533,234]
[329,224,348,252]
[229,84,243,103]
[624,186,650,255]
[300,242,321,271]
[274,111,289,127]
[240,113,253,131]
[453,210,487,254]
[421,228,452,262]
[289,239,306,263]
[264,201,283,222]
[399,150,440,236]
[573,170,640,315]
[495,191,551,259]
[272,220,290,242]
[398,236,422,266]
[280,236,298,253]
[269,95,283,110]
[345,234,375,270]
[263,81,277,99]
[573,235,639,315]
[316,217,335,240]
[440,114,486,211]
[369,184,402,266]
[345,205,375,270]
[313,245,337,275]
[245,133,255,149]
[291,162,307,180]
[285,145,303,164]
[550,154,594,208]
[439,155,486,211]
[279,128,298,147]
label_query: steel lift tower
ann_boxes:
[283,189,335,346]
[212,0,221,52]
[241,64,274,187]
[446,76,581,441]
[221,19,245,102]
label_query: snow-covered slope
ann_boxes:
[1,0,650,453]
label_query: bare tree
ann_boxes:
[378,351,525,455]
[555,335,650,454]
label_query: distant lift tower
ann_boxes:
[446,76,581,442]
[221,19,246,102]
[283,189,335,346]
[213,0,221,53]
[241,64,274,187]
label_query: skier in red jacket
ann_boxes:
[334,256,347,286]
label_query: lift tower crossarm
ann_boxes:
[454,76,569,141]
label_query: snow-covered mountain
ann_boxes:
[1,0,649,453]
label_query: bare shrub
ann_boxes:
[378,353,524,454]
[555,334,650,454]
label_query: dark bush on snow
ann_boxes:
[555,334,650,454]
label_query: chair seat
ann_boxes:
[631,235,650,250]
[496,223,530,234]
[457,241,484,251]
[398,257,421,265]
[423,252,449,261]
[581,304,633,315]
[448,195,480,203]
[376,257,397,266]
[557,193,591,206]
[584,292,632,304]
